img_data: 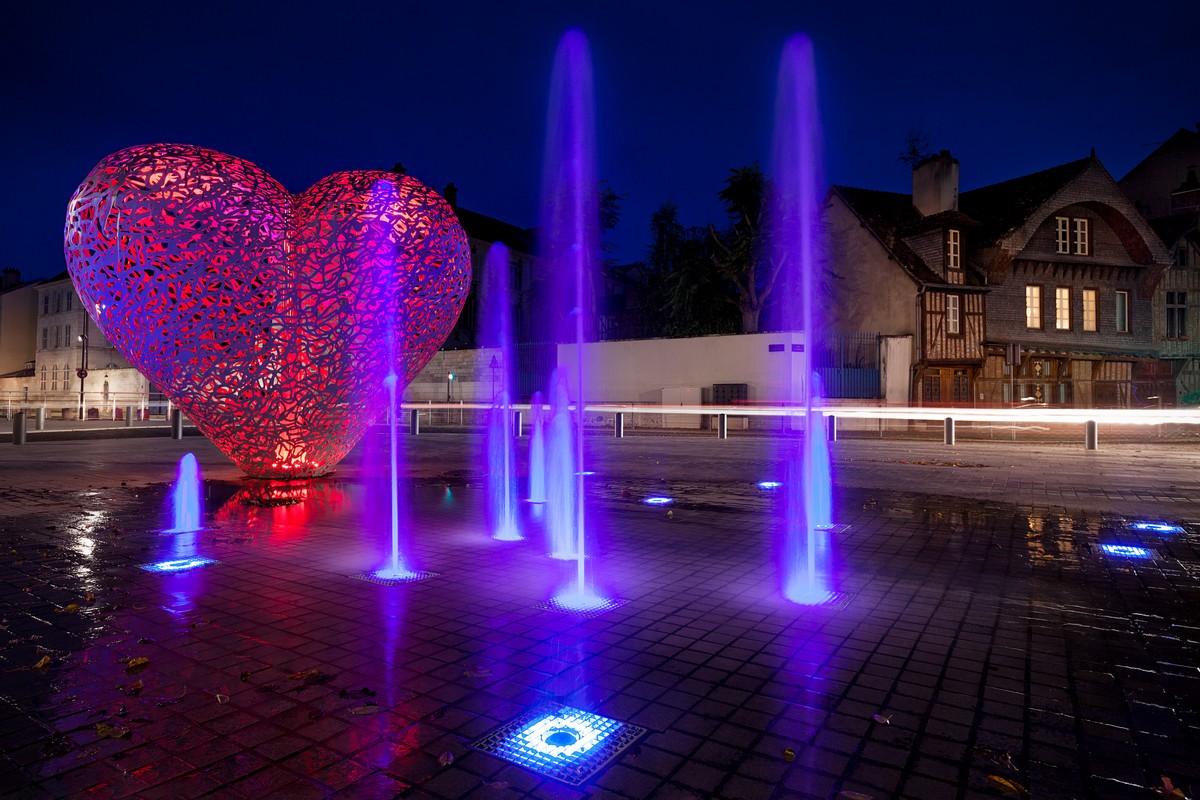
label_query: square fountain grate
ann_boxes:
[535,596,628,618]
[348,570,438,586]
[814,523,851,534]
[138,557,219,573]
[469,704,646,786]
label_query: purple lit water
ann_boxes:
[527,390,547,506]
[540,30,606,608]
[545,372,577,559]
[768,35,836,604]
[482,243,521,541]
[369,179,418,581]
[164,453,202,533]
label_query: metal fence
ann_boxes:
[813,333,881,399]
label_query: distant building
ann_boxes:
[1119,125,1200,402]
[826,151,1172,406]
[439,183,538,349]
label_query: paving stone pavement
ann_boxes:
[0,430,1198,799]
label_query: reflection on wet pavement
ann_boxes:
[0,455,1197,799]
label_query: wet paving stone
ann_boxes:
[0,434,1199,798]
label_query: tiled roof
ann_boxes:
[830,186,977,286]
[829,186,939,284]
[959,157,1093,245]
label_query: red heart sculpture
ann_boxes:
[64,144,471,478]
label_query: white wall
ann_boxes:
[881,335,913,404]
[556,332,808,405]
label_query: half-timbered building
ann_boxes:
[825,151,1172,406]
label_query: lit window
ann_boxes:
[40,366,46,391]
[946,294,960,334]
[1055,217,1070,254]
[1073,218,1089,255]
[1115,290,1129,333]
[1082,289,1097,331]
[1167,291,1187,339]
[1055,287,1071,330]
[51,365,58,391]
[1025,285,1042,329]
[947,229,961,270]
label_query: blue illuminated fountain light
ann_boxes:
[1129,521,1184,534]
[469,704,646,787]
[1100,544,1153,559]
[139,556,217,573]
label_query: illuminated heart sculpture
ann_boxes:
[64,144,471,478]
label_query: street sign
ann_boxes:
[76,369,88,379]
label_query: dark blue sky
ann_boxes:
[3,1,1197,280]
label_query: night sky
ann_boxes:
[3,0,1198,280]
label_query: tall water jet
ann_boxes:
[545,373,577,559]
[481,243,521,541]
[767,34,836,604]
[539,30,607,610]
[527,390,547,506]
[368,179,418,581]
[164,452,202,533]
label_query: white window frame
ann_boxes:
[1073,218,1089,255]
[1026,285,1042,329]
[1115,290,1129,333]
[946,294,961,335]
[947,229,961,271]
[1055,287,1071,330]
[1055,216,1071,254]
[1082,289,1097,332]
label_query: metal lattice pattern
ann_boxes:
[348,570,438,586]
[64,144,470,478]
[469,704,646,786]
[535,596,627,618]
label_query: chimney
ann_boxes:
[912,150,959,216]
[442,182,458,209]
[1,268,19,290]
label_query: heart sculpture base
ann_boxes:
[65,144,471,478]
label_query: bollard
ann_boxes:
[943,416,955,446]
[1085,419,1098,450]
[12,412,26,445]
[35,407,45,431]
[826,414,838,442]
[717,413,728,439]
[170,409,184,439]
[614,412,624,438]
[124,406,134,427]
[409,408,421,435]
[512,410,523,438]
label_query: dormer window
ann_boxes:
[1055,215,1090,255]
[946,228,962,283]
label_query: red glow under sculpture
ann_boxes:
[64,144,471,478]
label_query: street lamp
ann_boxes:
[446,373,455,402]
[77,330,89,420]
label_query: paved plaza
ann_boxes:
[0,429,1198,799]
